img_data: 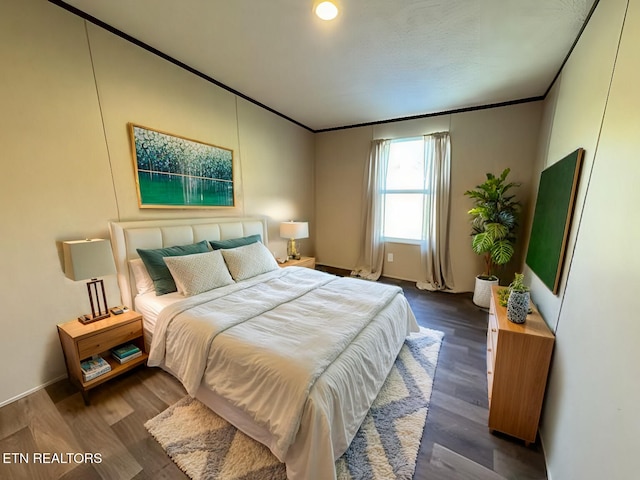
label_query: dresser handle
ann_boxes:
[487,348,492,352]
[487,371,492,375]
[491,328,497,332]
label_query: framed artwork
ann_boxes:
[526,148,584,294]
[129,124,235,208]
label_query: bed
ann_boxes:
[109,216,419,480]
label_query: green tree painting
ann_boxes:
[130,124,234,208]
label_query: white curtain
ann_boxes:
[351,139,389,281]
[417,132,455,291]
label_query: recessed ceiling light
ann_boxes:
[315,1,339,21]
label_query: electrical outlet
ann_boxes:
[387,253,394,262]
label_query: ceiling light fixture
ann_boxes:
[315,1,339,21]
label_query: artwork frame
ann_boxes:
[129,123,235,209]
[525,148,584,294]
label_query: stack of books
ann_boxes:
[111,343,142,364]
[80,356,111,382]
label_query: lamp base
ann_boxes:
[79,278,111,324]
[78,312,110,324]
[287,238,301,260]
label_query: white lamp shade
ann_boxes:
[280,221,309,239]
[63,239,116,281]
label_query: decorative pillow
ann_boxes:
[129,258,154,295]
[137,240,210,295]
[210,234,262,250]
[164,250,234,296]
[221,241,279,281]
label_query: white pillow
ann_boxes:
[221,241,279,281]
[164,250,234,296]
[130,258,155,295]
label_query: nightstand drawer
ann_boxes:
[77,320,142,359]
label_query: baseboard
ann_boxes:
[0,374,68,408]
[315,264,351,276]
[316,264,417,283]
[380,273,418,283]
[538,428,552,480]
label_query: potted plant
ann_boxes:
[506,273,530,324]
[464,168,521,307]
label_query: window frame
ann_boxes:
[381,136,431,244]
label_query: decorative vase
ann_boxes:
[507,290,530,324]
[472,276,499,308]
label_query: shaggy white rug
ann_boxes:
[145,327,443,480]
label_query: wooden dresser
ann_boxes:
[487,286,554,444]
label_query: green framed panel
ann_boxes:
[129,124,235,208]
[526,148,584,294]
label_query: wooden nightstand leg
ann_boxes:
[81,389,90,406]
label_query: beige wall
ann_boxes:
[315,126,372,272]
[524,0,626,329]
[236,98,315,247]
[315,103,543,292]
[0,0,314,406]
[526,0,639,478]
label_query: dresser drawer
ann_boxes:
[488,309,499,355]
[77,319,142,359]
[487,332,495,402]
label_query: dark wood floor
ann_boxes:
[383,278,547,480]
[0,278,547,479]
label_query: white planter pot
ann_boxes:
[472,276,499,308]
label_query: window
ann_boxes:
[382,137,430,242]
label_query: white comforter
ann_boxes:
[148,267,418,479]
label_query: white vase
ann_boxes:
[472,276,499,308]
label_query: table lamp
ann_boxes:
[280,221,309,260]
[63,238,117,324]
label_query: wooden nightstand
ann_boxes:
[57,310,148,404]
[279,256,316,269]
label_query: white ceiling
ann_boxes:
[57,0,596,131]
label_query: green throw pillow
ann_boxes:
[209,234,262,250]
[137,240,210,295]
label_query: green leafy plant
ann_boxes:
[464,168,521,280]
[509,272,530,293]
[498,273,530,307]
[497,287,510,307]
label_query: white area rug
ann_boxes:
[145,327,443,480]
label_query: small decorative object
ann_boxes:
[129,124,235,208]
[507,273,530,324]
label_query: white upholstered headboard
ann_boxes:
[109,216,269,309]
